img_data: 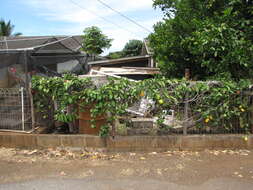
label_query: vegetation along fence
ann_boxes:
[156,88,252,135]
[32,75,253,136]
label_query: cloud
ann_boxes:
[20,0,163,52]
[23,0,154,23]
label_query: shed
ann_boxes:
[87,39,158,80]
[88,55,153,68]
[0,35,91,88]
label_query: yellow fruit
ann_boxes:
[156,94,161,100]
[158,99,164,104]
[240,108,245,112]
[140,91,145,97]
[205,118,210,123]
[243,136,248,141]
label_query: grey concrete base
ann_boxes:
[0,133,252,151]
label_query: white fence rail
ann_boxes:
[0,88,32,131]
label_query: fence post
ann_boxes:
[183,69,190,135]
[183,92,189,135]
[250,94,253,134]
[24,50,29,91]
[21,87,25,131]
[29,82,35,129]
[67,105,74,133]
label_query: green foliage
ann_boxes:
[149,0,253,80]
[107,51,123,59]
[32,75,140,136]
[122,39,143,57]
[32,74,92,123]
[32,75,251,136]
[107,39,143,59]
[184,20,253,79]
[81,26,112,55]
[0,19,22,36]
[99,125,110,137]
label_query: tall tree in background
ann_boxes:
[149,0,253,80]
[82,26,112,55]
[0,19,22,36]
[107,39,143,59]
[122,39,143,57]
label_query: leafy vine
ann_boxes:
[32,74,251,136]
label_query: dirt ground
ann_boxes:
[0,148,253,189]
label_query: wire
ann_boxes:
[0,36,67,43]
[28,36,73,50]
[96,0,152,33]
[68,0,142,38]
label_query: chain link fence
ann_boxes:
[126,83,253,136]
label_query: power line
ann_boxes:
[68,0,142,38]
[96,0,152,33]
[30,36,73,50]
[0,36,67,43]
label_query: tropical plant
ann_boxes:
[32,74,251,136]
[0,19,22,36]
[149,0,253,80]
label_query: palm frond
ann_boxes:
[0,19,21,37]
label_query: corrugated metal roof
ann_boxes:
[0,35,83,53]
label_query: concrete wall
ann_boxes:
[0,133,253,151]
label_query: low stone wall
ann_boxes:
[0,133,252,151]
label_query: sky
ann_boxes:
[1,0,163,54]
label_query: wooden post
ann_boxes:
[29,82,35,129]
[183,92,189,135]
[251,113,253,134]
[67,105,74,133]
[107,112,116,139]
[24,50,29,90]
[185,68,190,80]
[250,95,253,134]
[183,68,190,135]
[112,120,116,139]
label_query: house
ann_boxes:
[0,35,91,88]
[88,39,159,80]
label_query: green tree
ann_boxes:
[149,0,253,80]
[0,19,22,36]
[107,51,123,59]
[122,39,143,57]
[82,26,112,55]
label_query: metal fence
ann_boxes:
[0,87,32,131]
[156,92,252,135]
[126,88,253,136]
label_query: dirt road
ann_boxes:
[0,148,253,189]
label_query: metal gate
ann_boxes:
[0,87,32,131]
